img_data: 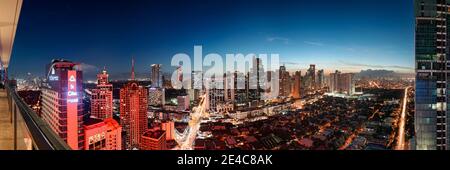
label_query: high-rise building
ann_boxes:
[83,118,122,150]
[248,57,264,101]
[41,59,84,150]
[151,64,162,88]
[292,71,301,99]
[140,129,167,150]
[306,64,316,89]
[148,87,165,107]
[415,0,450,150]
[120,58,149,149]
[177,95,190,111]
[329,70,354,95]
[279,65,291,97]
[91,68,113,119]
[205,77,225,112]
[317,69,325,88]
[189,70,203,102]
[161,121,175,141]
[329,70,340,93]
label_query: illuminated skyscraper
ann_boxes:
[148,87,165,107]
[120,58,149,149]
[292,71,301,99]
[205,76,225,112]
[91,68,113,119]
[41,59,84,150]
[415,0,450,150]
[306,64,316,89]
[151,64,162,88]
[329,70,354,95]
[177,95,190,111]
[279,65,291,97]
[161,121,175,140]
[317,69,324,88]
[140,129,167,150]
[83,118,122,150]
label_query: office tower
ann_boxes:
[339,73,354,95]
[161,121,175,140]
[224,72,235,103]
[189,70,203,102]
[120,58,149,149]
[140,129,167,150]
[248,57,264,101]
[148,87,165,107]
[41,59,84,150]
[83,118,122,150]
[151,64,162,88]
[205,77,225,112]
[329,70,354,95]
[91,68,113,119]
[415,0,449,150]
[279,65,291,97]
[317,69,324,88]
[104,118,122,150]
[329,70,340,93]
[292,71,301,99]
[177,95,190,111]
[307,64,316,89]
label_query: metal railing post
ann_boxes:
[13,103,17,150]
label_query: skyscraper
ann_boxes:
[83,118,122,150]
[292,71,301,99]
[317,69,324,88]
[205,76,225,112]
[307,64,316,89]
[91,68,113,119]
[329,70,354,95]
[415,0,449,150]
[279,65,291,98]
[151,64,162,88]
[120,58,149,149]
[140,129,167,150]
[148,87,165,107]
[41,59,84,150]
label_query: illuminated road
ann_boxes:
[175,94,207,150]
[395,87,410,150]
[339,127,363,150]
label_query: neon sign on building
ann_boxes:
[67,70,79,149]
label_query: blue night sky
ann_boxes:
[9,0,414,80]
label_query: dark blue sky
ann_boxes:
[10,0,414,80]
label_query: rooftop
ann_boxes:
[142,129,165,139]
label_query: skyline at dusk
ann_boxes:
[8,0,414,80]
[5,0,447,166]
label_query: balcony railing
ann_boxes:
[4,81,71,150]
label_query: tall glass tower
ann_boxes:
[415,0,450,150]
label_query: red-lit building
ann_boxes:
[91,68,113,119]
[161,121,175,140]
[140,129,166,150]
[83,118,122,150]
[120,58,148,149]
[41,59,84,150]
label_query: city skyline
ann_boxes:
[1,0,421,154]
[8,0,414,79]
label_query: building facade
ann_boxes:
[83,118,122,150]
[120,59,149,149]
[41,59,84,150]
[91,68,113,119]
[415,0,450,150]
[151,64,162,88]
[140,129,167,150]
